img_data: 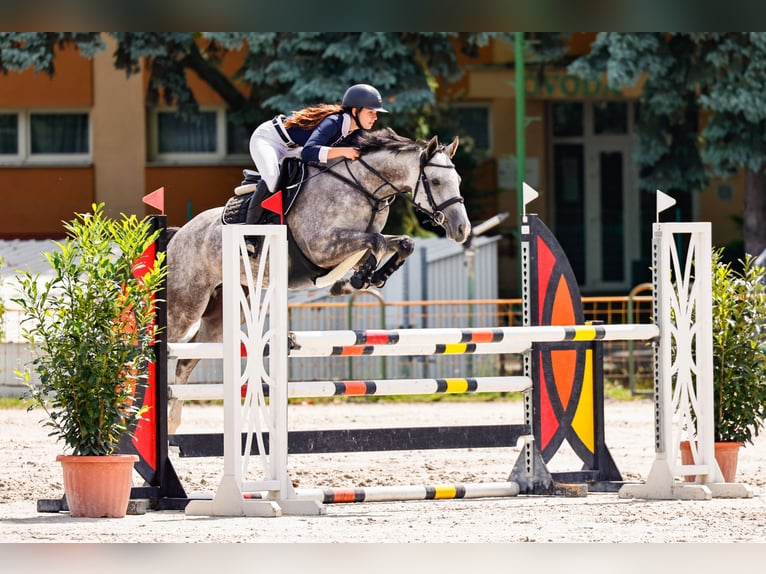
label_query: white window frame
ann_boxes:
[0,108,92,166]
[148,106,232,164]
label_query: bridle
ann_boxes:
[409,151,465,227]
[322,148,464,230]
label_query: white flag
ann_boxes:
[523,182,539,211]
[656,189,676,220]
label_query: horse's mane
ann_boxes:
[346,128,421,154]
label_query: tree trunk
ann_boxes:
[743,168,766,259]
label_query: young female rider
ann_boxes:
[245,83,388,227]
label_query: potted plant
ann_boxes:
[682,248,766,482]
[13,203,166,517]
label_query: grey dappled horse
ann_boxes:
[165,129,471,432]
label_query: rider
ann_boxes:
[245,84,388,232]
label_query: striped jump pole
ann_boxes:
[168,323,658,360]
[168,339,533,359]
[290,324,658,348]
[244,482,520,504]
[169,376,532,402]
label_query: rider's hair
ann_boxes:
[283,104,345,129]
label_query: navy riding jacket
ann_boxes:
[281,112,352,164]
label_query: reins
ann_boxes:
[319,146,463,230]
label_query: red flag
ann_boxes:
[261,190,284,225]
[143,187,165,214]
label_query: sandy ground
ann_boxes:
[1,397,766,546]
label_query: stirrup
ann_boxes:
[245,237,261,258]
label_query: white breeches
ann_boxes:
[249,121,302,191]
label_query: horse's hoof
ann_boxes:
[330,280,353,296]
[350,275,369,290]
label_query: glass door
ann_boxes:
[550,101,638,293]
[585,142,639,291]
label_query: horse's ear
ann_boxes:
[425,135,439,157]
[445,136,459,159]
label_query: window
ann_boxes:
[552,102,584,137]
[30,113,89,154]
[157,111,217,154]
[453,105,491,151]
[0,114,19,155]
[149,107,250,162]
[0,110,90,164]
[593,102,628,135]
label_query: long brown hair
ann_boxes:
[283,104,345,129]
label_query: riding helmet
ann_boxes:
[342,84,389,113]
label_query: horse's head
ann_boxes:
[414,135,471,243]
[347,129,471,243]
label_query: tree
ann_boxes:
[0,32,507,134]
[569,32,766,258]
[0,32,511,236]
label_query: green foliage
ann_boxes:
[0,397,27,409]
[13,204,167,456]
[570,32,766,181]
[711,249,766,444]
[568,32,766,257]
[0,32,105,75]
[569,33,710,194]
[0,32,503,134]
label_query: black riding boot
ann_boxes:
[244,180,271,256]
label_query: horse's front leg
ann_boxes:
[327,234,414,295]
[370,235,415,288]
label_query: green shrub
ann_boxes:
[13,204,166,455]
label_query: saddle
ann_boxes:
[221,158,336,285]
[221,158,307,226]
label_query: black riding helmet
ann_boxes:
[342,84,389,113]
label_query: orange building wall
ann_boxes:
[0,44,92,107]
[0,44,95,238]
[0,168,94,237]
[145,165,248,227]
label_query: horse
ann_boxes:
[165,128,471,432]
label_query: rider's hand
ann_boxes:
[326,147,361,161]
[344,147,360,160]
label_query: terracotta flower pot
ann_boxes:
[56,454,138,518]
[679,441,742,483]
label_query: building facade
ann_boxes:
[0,34,746,297]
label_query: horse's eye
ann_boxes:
[431,178,441,186]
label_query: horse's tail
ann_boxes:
[166,226,181,245]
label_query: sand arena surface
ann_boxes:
[1,398,765,543]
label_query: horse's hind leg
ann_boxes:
[168,288,224,434]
